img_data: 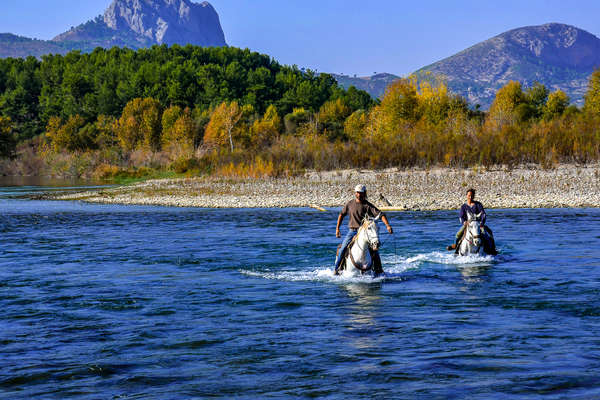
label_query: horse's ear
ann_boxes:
[374,213,381,221]
[476,212,482,220]
[467,211,474,221]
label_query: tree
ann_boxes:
[318,98,352,141]
[521,82,549,121]
[379,78,420,124]
[204,101,243,151]
[250,104,281,147]
[583,68,600,116]
[45,115,90,152]
[284,108,311,134]
[486,81,525,130]
[344,109,368,142]
[543,90,570,120]
[161,105,183,145]
[0,116,16,158]
[116,98,162,151]
[168,107,196,152]
[94,115,118,148]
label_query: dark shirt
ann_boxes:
[341,199,382,230]
[459,201,486,224]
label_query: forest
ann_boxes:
[1,44,600,179]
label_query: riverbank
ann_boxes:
[45,164,600,210]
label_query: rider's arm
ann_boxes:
[459,204,468,225]
[336,213,344,237]
[368,202,393,234]
[381,214,393,234]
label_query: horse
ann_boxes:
[335,216,383,277]
[458,211,496,256]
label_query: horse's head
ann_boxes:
[466,211,482,247]
[362,215,381,251]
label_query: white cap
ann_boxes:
[354,184,366,193]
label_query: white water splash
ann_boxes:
[240,251,495,283]
[239,267,389,283]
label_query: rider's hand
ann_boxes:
[336,229,341,238]
[387,226,393,234]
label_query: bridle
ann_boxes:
[465,220,482,247]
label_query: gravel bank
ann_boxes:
[53,164,600,210]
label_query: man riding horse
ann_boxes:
[447,188,496,254]
[335,184,393,274]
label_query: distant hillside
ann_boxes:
[332,73,400,99]
[416,23,600,108]
[0,0,226,59]
[0,34,69,58]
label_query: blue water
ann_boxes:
[2,187,600,399]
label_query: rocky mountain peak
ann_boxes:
[502,23,600,70]
[102,0,225,46]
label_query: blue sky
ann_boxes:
[1,0,599,76]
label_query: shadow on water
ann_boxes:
[0,176,111,199]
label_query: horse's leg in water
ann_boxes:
[369,248,383,276]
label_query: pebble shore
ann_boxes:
[53,164,600,210]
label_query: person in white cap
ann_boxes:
[334,184,393,274]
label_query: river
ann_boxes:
[1,183,600,399]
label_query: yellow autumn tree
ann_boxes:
[117,98,162,151]
[343,109,368,142]
[583,68,600,116]
[45,115,87,152]
[204,101,243,151]
[371,77,419,139]
[250,104,281,147]
[161,105,183,145]
[170,107,196,153]
[486,81,526,130]
[416,74,451,125]
[543,90,570,120]
[318,98,352,140]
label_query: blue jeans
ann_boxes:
[335,229,357,270]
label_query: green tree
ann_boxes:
[0,116,16,158]
[524,82,549,120]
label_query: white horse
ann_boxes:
[337,216,382,277]
[458,211,491,256]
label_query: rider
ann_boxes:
[335,184,393,274]
[447,188,493,252]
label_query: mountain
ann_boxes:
[416,23,600,108]
[0,0,226,58]
[0,34,69,59]
[332,73,400,99]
